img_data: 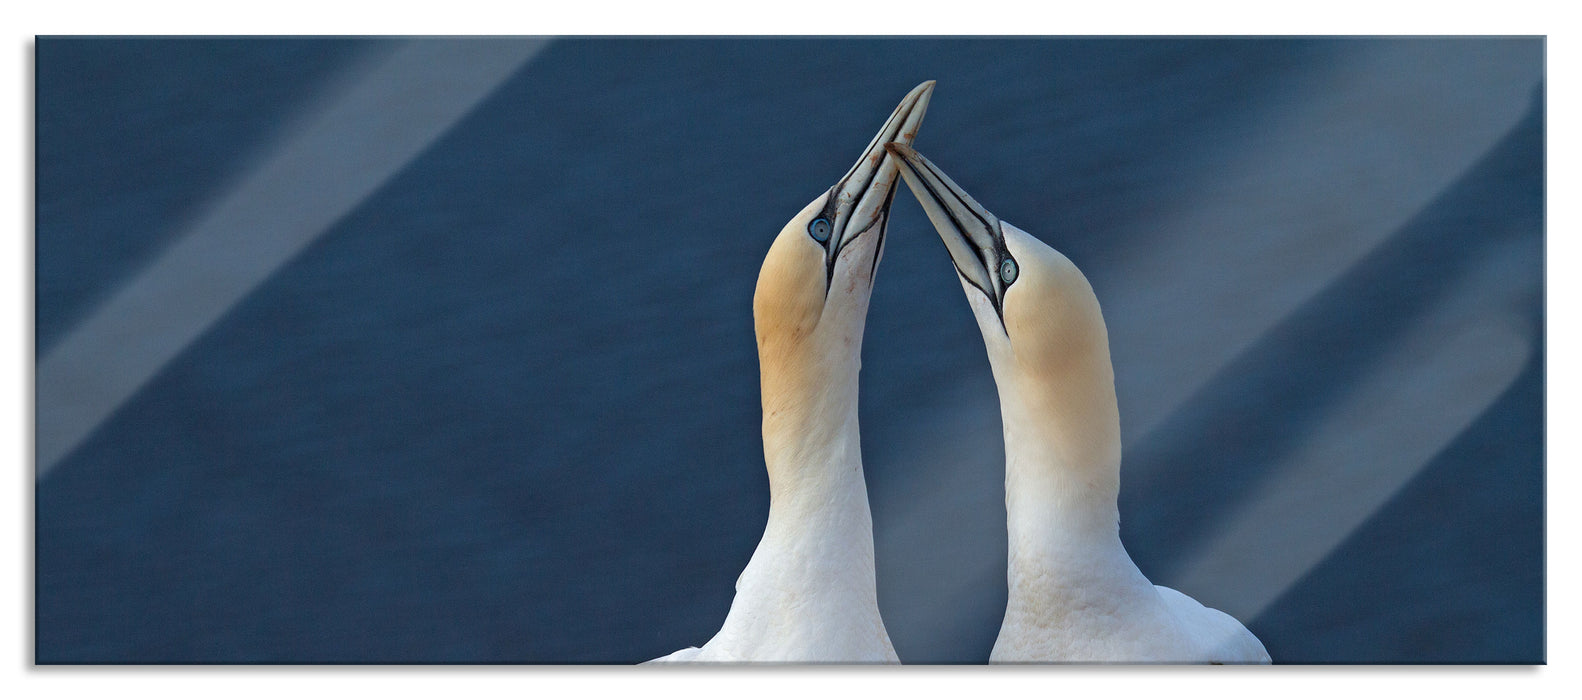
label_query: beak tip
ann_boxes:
[893,81,936,146]
[913,80,936,114]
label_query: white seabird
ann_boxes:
[649,81,935,664]
[885,143,1271,664]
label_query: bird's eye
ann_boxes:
[808,218,832,242]
[1000,258,1019,285]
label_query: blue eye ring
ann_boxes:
[1000,258,1019,285]
[808,217,832,242]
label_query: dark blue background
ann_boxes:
[35,38,1544,663]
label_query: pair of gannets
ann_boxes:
[651,81,1269,664]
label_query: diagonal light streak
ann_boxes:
[1169,240,1535,623]
[1104,40,1541,443]
[35,39,551,479]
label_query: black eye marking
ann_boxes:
[808,217,832,242]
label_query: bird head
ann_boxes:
[753,81,934,380]
[885,143,1118,439]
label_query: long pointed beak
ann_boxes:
[884,143,1016,321]
[817,81,935,266]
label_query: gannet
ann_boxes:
[885,143,1271,664]
[648,81,935,664]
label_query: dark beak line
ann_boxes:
[835,79,934,190]
[913,164,999,314]
[829,82,932,236]
[836,90,914,187]
[892,148,993,264]
[818,81,936,293]
[868,176,900,287]
[885,142,1013,328]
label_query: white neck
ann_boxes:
[1001,388,1121,543]
[704,346,894,662]
[757,389,879,593]
[981,323,1154,626]
[990,374,1158,661]
[1001,372,1132,551]
[758,360,875,557]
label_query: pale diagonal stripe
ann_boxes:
[1170,241,1535,623]
[36,38,551,478]
[1105,39,1541,443]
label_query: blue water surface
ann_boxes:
[35,37,1544,663]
